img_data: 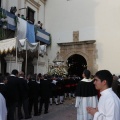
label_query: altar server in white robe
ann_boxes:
[87,70,120,120]
[0,93,7,120]
[75,69,98,120]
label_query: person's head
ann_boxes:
[90,75,94,79]
[44,74,48,79]
[118,75,120,79]
[31,74,36,81]
[27,74,31,80]
[4,73,10,77]
[82,69,91,79]
[19,71,24,78]
[113,74,118,81]
[17,14,20,17]
[94,70,113,91]
[0,76,7,84]
[38,21,41,24]
[11,69,18,77]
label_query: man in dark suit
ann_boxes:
[39,75,51,114]
[6,69,20,120]
[18,71,30,119]
[28,74,39,116]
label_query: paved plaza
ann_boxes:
[22,98,76,120]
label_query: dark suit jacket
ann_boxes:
[28,80,39,99]
[6,75,20,105]
[18,77,29,101]
[40,79,51,98]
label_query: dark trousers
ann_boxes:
[23,98,29,117]
[18,101,23,119]
[29,98,38,115]
[18,98,29,119]
[39,97,49,113]
[7,102,17,120]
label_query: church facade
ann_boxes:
[0,0,120,76]
[45,0,120,75]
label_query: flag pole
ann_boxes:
[15,15,18,70]
[25,40,27,79]
[16,38,18,69]
[37,42,40,76]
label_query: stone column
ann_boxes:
[4,54,24,73]
[32,58,38,74]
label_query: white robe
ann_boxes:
[0,93,7,120]
[75,78,98,120]
[94,88,120,120]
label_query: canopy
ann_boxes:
[0,38,47,54]
[0,38,16,54]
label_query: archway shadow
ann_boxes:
[67,54,87,78]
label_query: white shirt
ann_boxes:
[75,78,98,120]
[94,88,120,120]
[0,93,7,120]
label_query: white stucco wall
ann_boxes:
[45,0,120,75]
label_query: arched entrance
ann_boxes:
[67,54,87,77]
[58,40,97,75]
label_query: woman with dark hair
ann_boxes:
[75,69,98,120]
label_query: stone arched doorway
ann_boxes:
[58,40,97,75]
[67,54,87,77]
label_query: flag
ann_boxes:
[0,8,16,30]
[17,17,35,43]
[36,27,50,44]
[6,10,16,30]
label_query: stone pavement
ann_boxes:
[22,98,77,120]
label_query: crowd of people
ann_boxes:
[0,70,81,120]
[0,69,120,120]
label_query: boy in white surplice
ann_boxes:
[75,69,98,120]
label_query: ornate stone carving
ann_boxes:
[53,52,64,63]
[73,31,79,42]
[58,40,97,74]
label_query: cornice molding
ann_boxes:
[26,0,41,10]
[58,40,96,46]
[40,0,46,4]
